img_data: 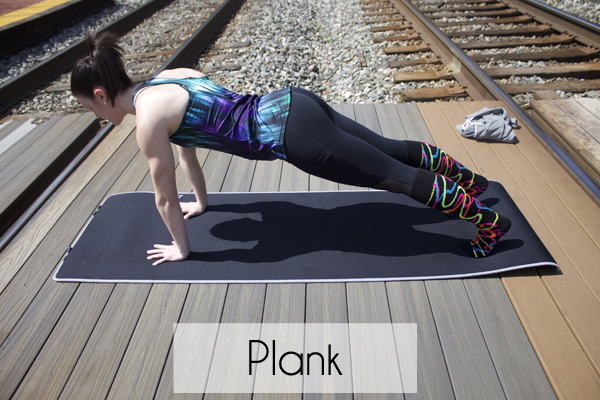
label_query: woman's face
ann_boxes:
[75,91,125,125]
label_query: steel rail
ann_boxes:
[503,0,600,48]
[0,0,243,254]
[393,0,600,203]
[0,0,174,114]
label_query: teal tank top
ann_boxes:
[132,76,291,160]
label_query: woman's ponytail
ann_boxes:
[71,31,132,105]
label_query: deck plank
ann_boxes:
[8,139,151,400]
[58,284,152,400]
[374,103,409,140]
[0,114,81,191]
[304,108,349,399]
[386,281,455,400]
[10,283,114,400]
[425,279,506,399]
[0,115,136,295]
[396,103,434,143]
[255,149,306,396]
[346,282,403,400]
[221,156,256,192]
[380,105,455,400]
[353,104,382,135]
[496,98,600,255]
[310,173,339,191]
[205,147,268,400]
[464,277,557,399]
[254,284,305,397]
[0,116,60,173]
[106,284,189,400]
[305,283,351,399]
[205,284,266,400]
[176,148,210,192]
[57,149,154,400]
[280,158,309,192]
[0,114,97,235]
[459,101,600,373]
[0,119,25,142]
[0,276,78,400]
[203,151,233,192]
[0,135,140,398]
[0,130,140,346]
[251,160,283,192]
[0,119,36,156]
[531,100,600,184]
[420,101,600,398]
[554,99,600,144]
[154,284,228,399]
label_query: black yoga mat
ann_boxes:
[54,182,559,283]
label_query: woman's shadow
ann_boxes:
[185,198,521,263]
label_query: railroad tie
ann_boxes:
[373,32,420,43]
[427,9,521,19]
[363,10,400,17]
[363,15,404,25]
[213,41,251,50]
[434,15,533,27]
[384,43,430,55]
[371,23,412,33]
[393,69,453,83]
[388,56,441,68]
[399,85,468,102]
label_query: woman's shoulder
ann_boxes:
[154,68,205,79]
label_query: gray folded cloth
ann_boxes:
[455,107,519,143]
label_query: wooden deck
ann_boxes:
[529,98,600,190]
[0,101,599,399]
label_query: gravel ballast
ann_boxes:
[3,0,600,120]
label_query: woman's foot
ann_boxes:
[464,214,512,257]
[409,169,510,258]
[461,173,489,197]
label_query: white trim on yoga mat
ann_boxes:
[53,261,558,284]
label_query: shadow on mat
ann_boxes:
[186,201,523,263]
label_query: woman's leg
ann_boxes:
[292,88,489,196]
[284,89,510,256]
[405,141,489,197]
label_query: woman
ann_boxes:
[71,32,511,265]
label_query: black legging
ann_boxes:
[283,88,419,195]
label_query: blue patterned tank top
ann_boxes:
[132,76,291,160]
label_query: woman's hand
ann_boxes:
[180,201,206,220]
[147,241,189,266]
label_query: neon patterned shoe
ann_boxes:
[465,215,511,257]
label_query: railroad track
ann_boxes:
[361,0,600,103]
[0,0,247,250]
[360,0,600,205]
[0,0,262,120]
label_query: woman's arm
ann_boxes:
[177,146,208,219]
[137,125,191,265]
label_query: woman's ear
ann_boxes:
[93,87,108,105]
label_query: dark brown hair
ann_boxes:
[71,31,132,105]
